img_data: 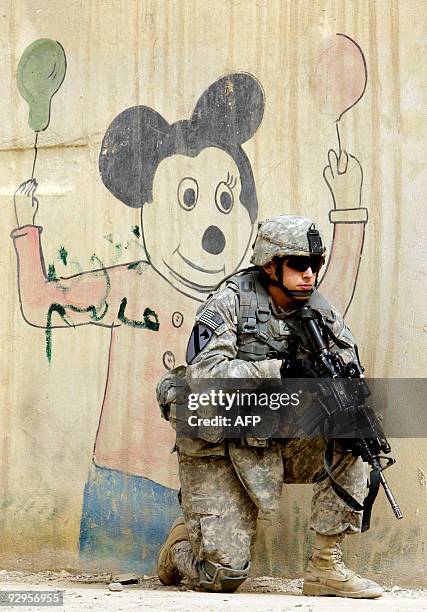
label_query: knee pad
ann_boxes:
[198,559,250,593]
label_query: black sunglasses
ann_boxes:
[284,255,324,273]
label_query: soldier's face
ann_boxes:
[282,260,316,296]
[141,147,254,298]
[263,258,316,299]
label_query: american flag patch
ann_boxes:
[197,309,224,331]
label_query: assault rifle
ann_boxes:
[286,305,403,532]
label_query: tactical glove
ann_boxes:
[280,358,318,378]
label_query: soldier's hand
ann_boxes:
[323,149,363,209]
[281,358,318,378]
[14,179,39,228]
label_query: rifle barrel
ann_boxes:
[380,472,403,519]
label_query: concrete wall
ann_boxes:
[0,0,425,587]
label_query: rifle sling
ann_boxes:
[324,440,381,532]
[323,324,352,350]
[361,467,381,533]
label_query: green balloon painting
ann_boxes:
[17,39,67,132]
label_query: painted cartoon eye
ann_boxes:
[215,182,234,214]
[177,177,199,211]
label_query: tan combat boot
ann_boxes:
[303,533,383,598]
[157,517,189,586]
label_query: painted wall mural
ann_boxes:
[12,34,369,573]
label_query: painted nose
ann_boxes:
[201,225,226,255]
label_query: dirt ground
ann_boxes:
[0,571,427,611]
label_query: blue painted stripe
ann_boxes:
[79,464,181,574]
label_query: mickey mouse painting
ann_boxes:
[100,73,260,301]
[12,72,367,572]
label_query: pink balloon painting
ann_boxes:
[310,33,367,122]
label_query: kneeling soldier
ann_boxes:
[157,215,383,598]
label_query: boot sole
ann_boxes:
[303,581,383,598]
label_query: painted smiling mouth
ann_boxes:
[170,246,226,274]
[162,259,222,292]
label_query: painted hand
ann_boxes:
[14,179,39,227]
[323,149,363,210]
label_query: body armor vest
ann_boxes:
[223,269,338,363]
[226,270,290,361]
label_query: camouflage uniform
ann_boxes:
[157,216,377,594]
[171,279,367,584]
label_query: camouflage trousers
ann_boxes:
[172,438,367,582]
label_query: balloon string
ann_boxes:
[336,122,342,156]
[31,132,38,179]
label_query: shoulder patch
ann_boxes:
[186,323,214,364]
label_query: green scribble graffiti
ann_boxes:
[114,243,122,260]
[118,297,159,331]
[127,261,145,275]
[104,233,124,263]
[59,246,68,266]
[68,259,84,276]
[45,253,111,362]
[46,303,73,362]
[104,228,148,263]
[90,253,111,295]
[142,307,159,330]
[47,264,57,281]
[46,300,109,362]
[69,302,109,321]
[55,253,110,296]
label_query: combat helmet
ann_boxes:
[251,215,326,297]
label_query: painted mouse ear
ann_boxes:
[191,73,265,146]
[99,106,171,208]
